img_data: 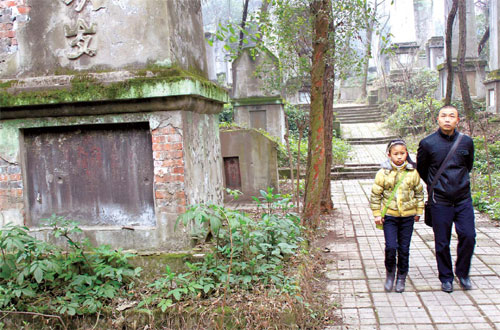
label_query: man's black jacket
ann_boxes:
[417,129,474,205]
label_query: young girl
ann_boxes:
[370,139,424,293]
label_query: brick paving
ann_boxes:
[324,122,500,329]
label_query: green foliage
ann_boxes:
[277,135,351,168]
[386,97,442,135]
[219,103,234,123]
[472,137,500,220]
[0,215,141,315]
[143,191,303,310]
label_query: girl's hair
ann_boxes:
[386,139,416,166]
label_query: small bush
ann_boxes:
[0,216,141,316]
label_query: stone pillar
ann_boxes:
[426,36,444,70]
[484,0,500,114]
[438,0,486,100]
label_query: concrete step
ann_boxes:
[337,113,381,119]
[334,105,379,111]
[337,115,382,121]
[330,171,378,180]
[333,165,380,172]
[346,136,399,145]
[339,118,381,123]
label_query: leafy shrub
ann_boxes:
[386,97,441,135]
[277,135,351,168]
[142,189,303,311]
[0,216,141,315]
[472,137,500,220]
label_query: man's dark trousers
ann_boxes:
[430,199,476,283]
[383,215,415,275]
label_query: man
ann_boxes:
[417,105,475,293]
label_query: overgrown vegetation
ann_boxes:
[0,215,140,324]
[0,193,334,328]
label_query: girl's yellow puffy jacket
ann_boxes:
[370,160,424,217]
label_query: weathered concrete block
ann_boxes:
[220,128,279,201]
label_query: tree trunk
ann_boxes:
[444,0,458,105]
[478,26,490,55]
[303,0,328,228]
[457,0,474,133]
[239,0,250,49]
[320,35,335,213]
[361,21,374,100]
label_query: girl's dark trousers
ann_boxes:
[383,215,415,275]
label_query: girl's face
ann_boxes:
[388,144,407,166]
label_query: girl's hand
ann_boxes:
[374,216,383,225]
[414,215,420,222]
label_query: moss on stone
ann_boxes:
[486,69,500,82]
[0,66,228,108]
[232,96,283,106]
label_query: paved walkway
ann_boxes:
[324,121,500,329]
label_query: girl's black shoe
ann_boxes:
[395,274,407,293]
[384,269,396,292]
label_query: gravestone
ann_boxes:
[0,0,228,251]
[437,0,486,100]
[220,128,279,201]
[484,0,500,114]
[232,48,285,143]
[426,36,445,70]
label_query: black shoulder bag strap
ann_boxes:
[428,132,464,203]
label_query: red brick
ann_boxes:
[17,5,30,14]
[167,150,183,159]
[152,135,165,144]
[155,190,170,199]
[167,134,182,143]
[172,167,184,174]
[177,206,186,213]
[0,174,8,181]
[0,30,15,38]
[152,143,164,151]
[5,1,16,7]
[177,198,186,206]
[11,38,17,45]
[167,143,183,151]
[161,159,183,167]
[156,127,176,135]
[9,174,21,181]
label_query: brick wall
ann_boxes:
[0,0,30,54]
[151,125,187,215]
[0,160,24,223]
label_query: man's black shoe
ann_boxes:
[441,281,453,293]
[459,277,472,290]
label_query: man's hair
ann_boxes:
[438,105,459,116]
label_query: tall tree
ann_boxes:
[303,0,329,227]
[456,0,474,132]
[444,0,458,105]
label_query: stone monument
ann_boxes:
[0,0,228,251]
[484,0,500,114]
[232,48,285,143]
[437,0,486,100]
[220,128,279,201]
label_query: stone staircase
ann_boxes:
[331,163,380,180]
[332,104,398,180]
[335,104,382,124]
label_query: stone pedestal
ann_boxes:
[0,0,229,252]
[220,128,279,202]
[232,97,286,143]
[437,60,487,99]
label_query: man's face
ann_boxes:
[437,107,459,135]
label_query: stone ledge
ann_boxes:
[0,94,224,119]
[232,96,283,106]
[0,68,229,109]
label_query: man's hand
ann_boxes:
[375,216,383,226]
[414,215,420,222]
